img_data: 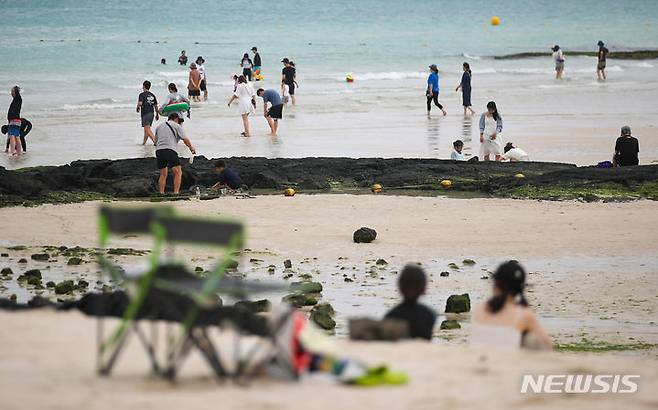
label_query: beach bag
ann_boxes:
[597,161,613,168]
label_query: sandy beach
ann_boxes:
[2,195,658,343]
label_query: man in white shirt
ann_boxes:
[500,142,529,162]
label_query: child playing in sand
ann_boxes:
[384,264,436,340]
[451,140,466,161]
[500,142,529,162]
[471,260,553,350]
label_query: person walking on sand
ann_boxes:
[178,50,188,66]
[187,63,202,102]
[552,45,565,79]
[196,56,208,100]
[613,126,639,167]
[228,75,255,137]
[136,80,160,145]
[281,58,297,106]
[161,83,191,119]
[479,101,503,161]
[456,62,475,115]
[241,53,254,81]
[154,112,196,195]
[257,88,284,136]
[426,64,446,117]
[6,86,23,156]
[597,41,609,81]
[471,261,553,350]
[3,117,31,153]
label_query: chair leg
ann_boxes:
[98,328,131,376]
[190,328,229,381]
[134,323,161,375]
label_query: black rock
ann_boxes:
[235,299,271,313]
[77,280,89,288]
[27,276,42,286]
[24,269,42,279]
[439,271,450,277]
[31,253,50,261]
[283,259,293,269]
[1,253,8,257]
[311,303,336,330]
[55,280,75,295]
[1,268,12,276]
[282,294,318,308]
[376,258,388,266]
[440,320,461,330]
[46,281,56,287]
[18,258,28,264]
[353,227,377,243]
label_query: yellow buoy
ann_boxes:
[514,173,525,179]
[371,183,383,193]
[346,73,354,83]
[440,179,453,189]
[490,16,501,26]
[284,188,296,197]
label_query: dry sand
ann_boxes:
[1,195,658,409]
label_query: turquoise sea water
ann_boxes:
[1,0,658,168]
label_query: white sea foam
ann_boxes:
[462,53,482,60]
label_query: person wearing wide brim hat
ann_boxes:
[426,64,446,117]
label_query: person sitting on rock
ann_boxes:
[384,264,436,340]
[613,126,639,167]
[471,260,552,350]
[211,160,243,191]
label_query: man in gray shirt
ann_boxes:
[154,112,196,194]
[257,88,283,136]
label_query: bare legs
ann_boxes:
[463,106,476,115]
[142,125,155,145]
[8,136,22,156]
[158,166,183,194]
[266,117,279,136]
[241,113,251,137]
[597,68,606,81]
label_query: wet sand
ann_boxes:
[1,196,657,348]
[1,309,657,410]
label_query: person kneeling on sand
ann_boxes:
[384,264,436,340]
[257,88,284,136]
[211,160,243,191]
[471,260,553,350]
[154,112,196,194]
[500,142,529,162]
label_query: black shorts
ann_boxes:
[156,149,180,169]
[268,104,283,119]
[141,112,154,127]
[188,89,201,97]
[285,82,295,95]
[200,79,207,91]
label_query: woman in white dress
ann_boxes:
[471,260,553,350]
[478,100,503,161]
[228,75,255,137]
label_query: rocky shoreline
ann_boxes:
[494,49,658,60]
[1,157,658,207]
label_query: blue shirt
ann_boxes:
[427,72,439,94]
[262,89,282,106]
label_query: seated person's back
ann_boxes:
[614,126,639,167]
[384,264,436,340]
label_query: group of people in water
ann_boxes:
[552,40,610,80]
[386,260,553,349]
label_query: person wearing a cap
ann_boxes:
[597,41,609,81]
[426,64,446,116]
[196,56,208,100]
[187,63,202,102]
[613,126,639,167]
[153,112,196,194]
[552,45,565,79]
[281,58,297,105]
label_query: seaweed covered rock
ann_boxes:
[235,299,271,313]
[54,280,76,295]
[282,294,318,308]
[353,227,377,243]
[67,257,83,266]
[311,303,336,330]
[445,293,471,313]
[1,267,13,276]
[440,319,461,330]
[31,253,50,261]
[290,281,323,294]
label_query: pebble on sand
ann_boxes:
[353,227,377,243]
